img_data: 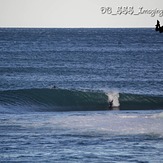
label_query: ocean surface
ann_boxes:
[0,28,163,162]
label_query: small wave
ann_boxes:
[0,88,163,113]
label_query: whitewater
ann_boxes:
[0,28,163,162]
[0,111,163,162]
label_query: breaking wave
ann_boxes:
[0,88,163,113]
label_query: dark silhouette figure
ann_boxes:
[51,85,57,89]
[155,20,160,31]
[109,100,113,109]
[155,20,163,33]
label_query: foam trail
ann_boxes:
[106,92,120,107]
[153,112,163,119]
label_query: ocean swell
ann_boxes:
[0,88,163,113]
[0,88,108,112]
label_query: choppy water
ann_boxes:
[0,111,163,162]
[0,28,163,162]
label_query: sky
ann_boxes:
[0,0,163,28]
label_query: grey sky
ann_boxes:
[0,0,163,28]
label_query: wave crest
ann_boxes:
[0,88,163,113]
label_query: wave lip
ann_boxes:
[0,88,163,112]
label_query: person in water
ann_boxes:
[156,20,160,28]
[155,20,163,33]
[109,100,113,109]
[50,85,57,89]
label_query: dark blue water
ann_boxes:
[0,28,163,94]
[0,28,163,162]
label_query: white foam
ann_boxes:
[152,112,163,119]
[45,112,163,137]
[158,112,163,118]
[106,91,120,107]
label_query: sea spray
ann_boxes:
[106,91,120,107]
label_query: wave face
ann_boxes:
[0,88,108,112]
[0,88,163,113]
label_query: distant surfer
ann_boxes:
[50,85,57,89]
[52,85,56,89]
[155,20,163,33]
[156,20,160,27]
[155,20,160,31]
[109,100,113,109]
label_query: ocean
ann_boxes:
[0,28,163,162]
